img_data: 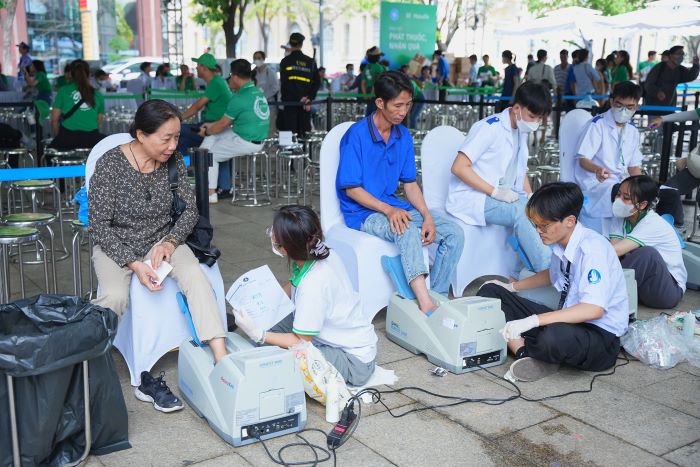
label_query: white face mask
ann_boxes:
[612,198,636,218]
[254,59,264,67]
[516,109,540,133]
[612,106,634,124]
[271,238,284,257]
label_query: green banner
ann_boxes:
[380,1,437,69]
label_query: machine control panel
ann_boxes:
[463,350,502,369]
[241,413,300,441]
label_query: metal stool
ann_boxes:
[537,165,561,185]
[1,212,58,291]
[0,226,49,303]
[527,170,542,192]
[1,148,36,168]
[50,154,86,216]
[71,219,94,299]
[275,144,307,205]
[231,151,271,207]
[300,136,324,199]
[5,180,70,263]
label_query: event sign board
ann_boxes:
[380,2,437,69]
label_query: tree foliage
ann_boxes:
[192,0,257,58]
[527,0,647,17]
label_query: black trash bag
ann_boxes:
[0,295,131,466]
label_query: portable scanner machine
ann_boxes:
[177,295,306,447]
[382,256,507,374]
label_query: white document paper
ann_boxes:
[144,259,173,286]
[226,265,294,330]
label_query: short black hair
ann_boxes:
[526,182,584,222]
[129,99,182,138]
[319,67,326,72]
[513,81,551,116]
[527,54,534,59]
[346,63,353,70]
[140,61,151,71]
[253,50,266,59]
[571,50,580,60]
[661,50,670,57]
[560,49,568,56]
[483,54,490,59]
[469,54,477,60]
[31,59,46,73]
[669,45,684,55]
[537,49,547,60]
[502,50,513,60]
[272,205,330,262]
[374,70,413,102]
[421,65,431,73]
[94,69,108,79]
[229,59,252,79]
[619,175,659,210]
[577,49,589,62]
[648,50,657,57]
[611,80,642,101]
[434,50,443,56]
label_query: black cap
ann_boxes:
[367,46,382,56]
[17,42,29,50]
[289,33,305,46]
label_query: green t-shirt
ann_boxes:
[611,66,629,86]
[410,79,421,98]
[55,75,69,89]
[35,72,51,92]
[54,83,104,131]
[202,74,233,122]
[638,60,658,81]
[224,81,269,143]
[477,65,497,85]
[361,63,387,91]
[176,75,196,91]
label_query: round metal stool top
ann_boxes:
[52,158,85,166]
[11,179,56,189]
[2,212,56,227]
[0,226,40,244]
[242,151,268,158]
[3,148,29,156]
[537,165,560,172]
[71,219,88,230]
[45,149,76,158]
[278,143,304,152]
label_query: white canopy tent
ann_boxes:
[495,7,605,38]
[599,0,700,36]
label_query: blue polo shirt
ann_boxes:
[336,115,416,230]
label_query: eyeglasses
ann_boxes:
[530,220,555,233]
[265,227,282,248]
[611,101,638,111]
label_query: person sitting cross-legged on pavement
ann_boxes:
[447,81,552,273]
[198,59,269,204]
[336,71,464,315]
[478,182,629,382]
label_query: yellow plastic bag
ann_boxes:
[290,341,351,407]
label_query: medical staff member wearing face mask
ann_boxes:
[232,205,378,387]
[608,175,686,309]
[252,51,279,135]
[447,81,552,273]
[574,81,644,235]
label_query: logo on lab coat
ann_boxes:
[587,269,601,284]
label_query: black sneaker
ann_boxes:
[134,371,184,413]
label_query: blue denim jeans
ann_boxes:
[483,195,551,272]
[360,209,464,296]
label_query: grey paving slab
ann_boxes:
[634,372,700,418]
[83,456,104,467]
[351,403,529,466]
[373,327,420,366]
[384,357,559,437]
[677,361,700,377]
[542,381,700,456]
[663,440,700,467]
[600,358,688,392]
[190,452,253,466]
[305,383,416,418]
[496,415,672,467]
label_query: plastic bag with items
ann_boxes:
[73,185,88,225]
[621,315,700,369]
[290,340,351,407]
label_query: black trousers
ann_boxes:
[656,168,699,227]
[478,283,620,371]
[621,246,683,309]
[277,106,311,136]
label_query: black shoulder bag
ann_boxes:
[167,157,221,267]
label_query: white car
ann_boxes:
[103,56,163,84]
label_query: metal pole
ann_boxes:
[7,374,20,466]
[326,94,332,131]
[192,148,212,221]
[659,122,673,183]
[34,104,43,166]
[319,0,324,67]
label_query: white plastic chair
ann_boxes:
[320,122,428,322]
[86,135,227,386]
[421,125,518,296]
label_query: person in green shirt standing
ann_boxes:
[611,50,633,88]
[55,64,71,90]
[198,59,269,204]
[26,59,52,105]
[361,46,387,115]
[176,64,196,91]
[637,50,658,90]
[49,59,105,150]
[477,54,498,87]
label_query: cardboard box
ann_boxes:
[454,57,470,74]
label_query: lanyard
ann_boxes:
[616,125,626,168]
[558,260,572,309]
[290,260,315,287]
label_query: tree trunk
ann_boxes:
[1,0,18,75]
[224,14,237,58]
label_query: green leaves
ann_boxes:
[527,0,647,17]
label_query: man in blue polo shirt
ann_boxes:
[336,71,464,315]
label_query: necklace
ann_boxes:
[129,142,152,201]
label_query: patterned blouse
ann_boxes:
[88,146,198,267]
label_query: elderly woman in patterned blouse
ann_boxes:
[89,100,228,364]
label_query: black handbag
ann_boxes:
[167,157,221,266]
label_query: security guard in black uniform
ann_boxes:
[278,32,320,136]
